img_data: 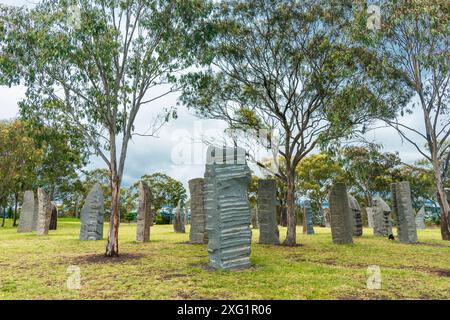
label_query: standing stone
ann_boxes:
[251,207,258,229]
[415,206,426,230]
[173,199,185,233]
[257,179,280,244]
[348,194,363,237]
[323,208,331,227]
[205,146,252,270]
[36,188,52,236]
[189,178,208,244]
[17,190,37,233]
[391,182,418,243]
[49,203,58,230]
[136,181,152,242]
[328,183,353,244]
[366,207,374,228]
[372,196,393,236]
[79,183,104,240]
[302,199,315,235]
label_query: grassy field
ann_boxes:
[0,218,449,300]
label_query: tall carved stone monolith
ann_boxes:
[372,196,392,236]
[173,199,185,233]
[391,181,418,243]
[415,206,426,230]
[302,199,315,235]
[49,203,58,230]
[136,181,152,242]
[79,183,104,240]
[348,194,363,237]
[189,178,208,244]
[36,188,52,236]
[17,190,37,233]
[328,183,353,244]
[257,179,280,244]
[205,146,252,269]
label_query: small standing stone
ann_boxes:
[36,188,52,236]
[372,196,392,236]
[391,181,418,243]
[415,206,426,230]
[79,183,104,240]
[323,208,331,227]
[49,203,58,230]
[302,199,315,235]
[17,190,37,233]
[189,178,208,244]
[257,179,280,244]
[348,194,363,237]
[328,183,353,244]
[173,199,185,233]
[136,181,152,242]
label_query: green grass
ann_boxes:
[0,218,449,300]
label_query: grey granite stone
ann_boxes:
[302,199,315,235]
[36,188,52,236]
[205,146,252,269]
[257,179,280,244]
[17,190,37,233]
[391,181,418,243]
[415,206,426,230]
[323,208,331,227]
[136,181,152,242]
[348,194,363,237]
[328,183,353,244]
[173,199,186,233]
[79,183,104,240]
[189,178,208,244]
[372,196,392,236]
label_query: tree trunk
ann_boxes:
[436,189,450,241]
[1,206,6,227]
[284,171,296,246]
[12,193,18,227]
[431,156,450,240]
[106,174,121,256]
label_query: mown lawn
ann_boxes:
[0,218,449,300]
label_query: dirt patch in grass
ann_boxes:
[416,242,449,248]
[430,269,450,277]
[68,252,146,265]
[159,273,192,280]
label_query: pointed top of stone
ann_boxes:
[347,194,361,211]
[372,195,390,212]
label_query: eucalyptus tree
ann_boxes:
[180,0,410,245]
[0,0,210,255]
[354,0,450,239]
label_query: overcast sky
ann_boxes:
[0,0,425,191]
